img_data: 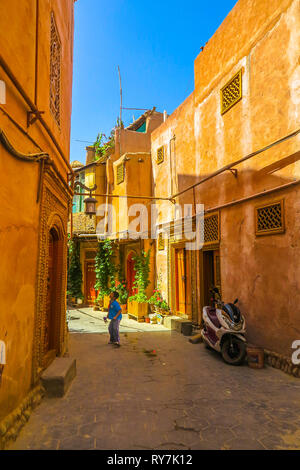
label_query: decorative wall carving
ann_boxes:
[116,162,125,184]
[157,146,164,164]
[221,69,242,115]
[204,212,220,245]
[32,167,69,382]
[50,12,61,126]
[255,200,285,236]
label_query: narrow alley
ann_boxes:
[10,330,300,450]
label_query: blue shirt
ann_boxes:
[108,300,122,321]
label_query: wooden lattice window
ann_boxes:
[157,146,164,164]
[50,12,61,126]
[204,213,220,245]
[255,201,284,236]
[116,163,124,184]
[221,70,242,115]
[158,232,165,251]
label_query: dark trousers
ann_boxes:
[108,319,120,343]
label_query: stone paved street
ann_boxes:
[11,330,300,450]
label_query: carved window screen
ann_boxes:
[157,146,164,164]
[116,163,125,184]
[50,12,61,126]
[204,213,220,245]
[221,70,242,115]
[158,232,165,251]
[255,201,284,236]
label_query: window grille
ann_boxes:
[50,12,61,126]
[158,232,165,251]
[221,70,242,115]
[204,213,220,245]
[116,163,124,184]
[255,201,284,236]
[157,146,164,164]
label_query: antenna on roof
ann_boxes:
[117,65,122,128]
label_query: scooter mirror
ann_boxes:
[234,298,239,304]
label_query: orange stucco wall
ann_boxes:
[0,0,74,422]
[152,0,300,356]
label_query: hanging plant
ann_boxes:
[128,250,150,303]
[67,238,83,299]
[95,239,116,300]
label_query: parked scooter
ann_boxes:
[201,287,247,365]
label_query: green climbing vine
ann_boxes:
[67,238,83,299]
[129,250,151,303]
[95,239,116,299]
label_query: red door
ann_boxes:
[175,248,186,315]
[127,252,136,296]
[85,261,97,304]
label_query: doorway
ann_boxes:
[85,261,97,305]
[126,252,136,296]
[44,228,60,366]
[174,247,192,317]
[203,249,221,306]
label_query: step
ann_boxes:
[163,316,192,335]
[41,357,76,398]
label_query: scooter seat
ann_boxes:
[206,308,221,328]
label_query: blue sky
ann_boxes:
[70,0,238,163]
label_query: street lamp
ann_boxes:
[74,181,98,218]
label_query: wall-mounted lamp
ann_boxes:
[74,181,98,218]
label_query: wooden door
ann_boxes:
[44,233,54,355]
[85,261,97,304]
[127,253,136,296]
[175,248,186,315]
[213,250,221,294]
[203,250,214,307]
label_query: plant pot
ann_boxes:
[121,304,127,314]
[127,300,148,322]
[145,317,150,324]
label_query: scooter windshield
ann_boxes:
[224,303,241,323]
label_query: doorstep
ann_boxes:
[41,357,76,398]
[163,316,192,334]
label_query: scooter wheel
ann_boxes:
[221,337,246,365]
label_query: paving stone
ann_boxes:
[58,435,95,450]
[10,330,300,450]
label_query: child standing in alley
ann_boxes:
[107,291,122,347]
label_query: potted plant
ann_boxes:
[128,250,150,322]
[148,289,170,315]
[94,239,116,310]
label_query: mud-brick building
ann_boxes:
[70,148,107,305]
[104,109,164,299]
[151,0,300,368]
[71,109,164,303]
[0,0,75,447]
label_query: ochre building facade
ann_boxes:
[0,0,75,447]
[151,0,300,361]
[70,110,164,304]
